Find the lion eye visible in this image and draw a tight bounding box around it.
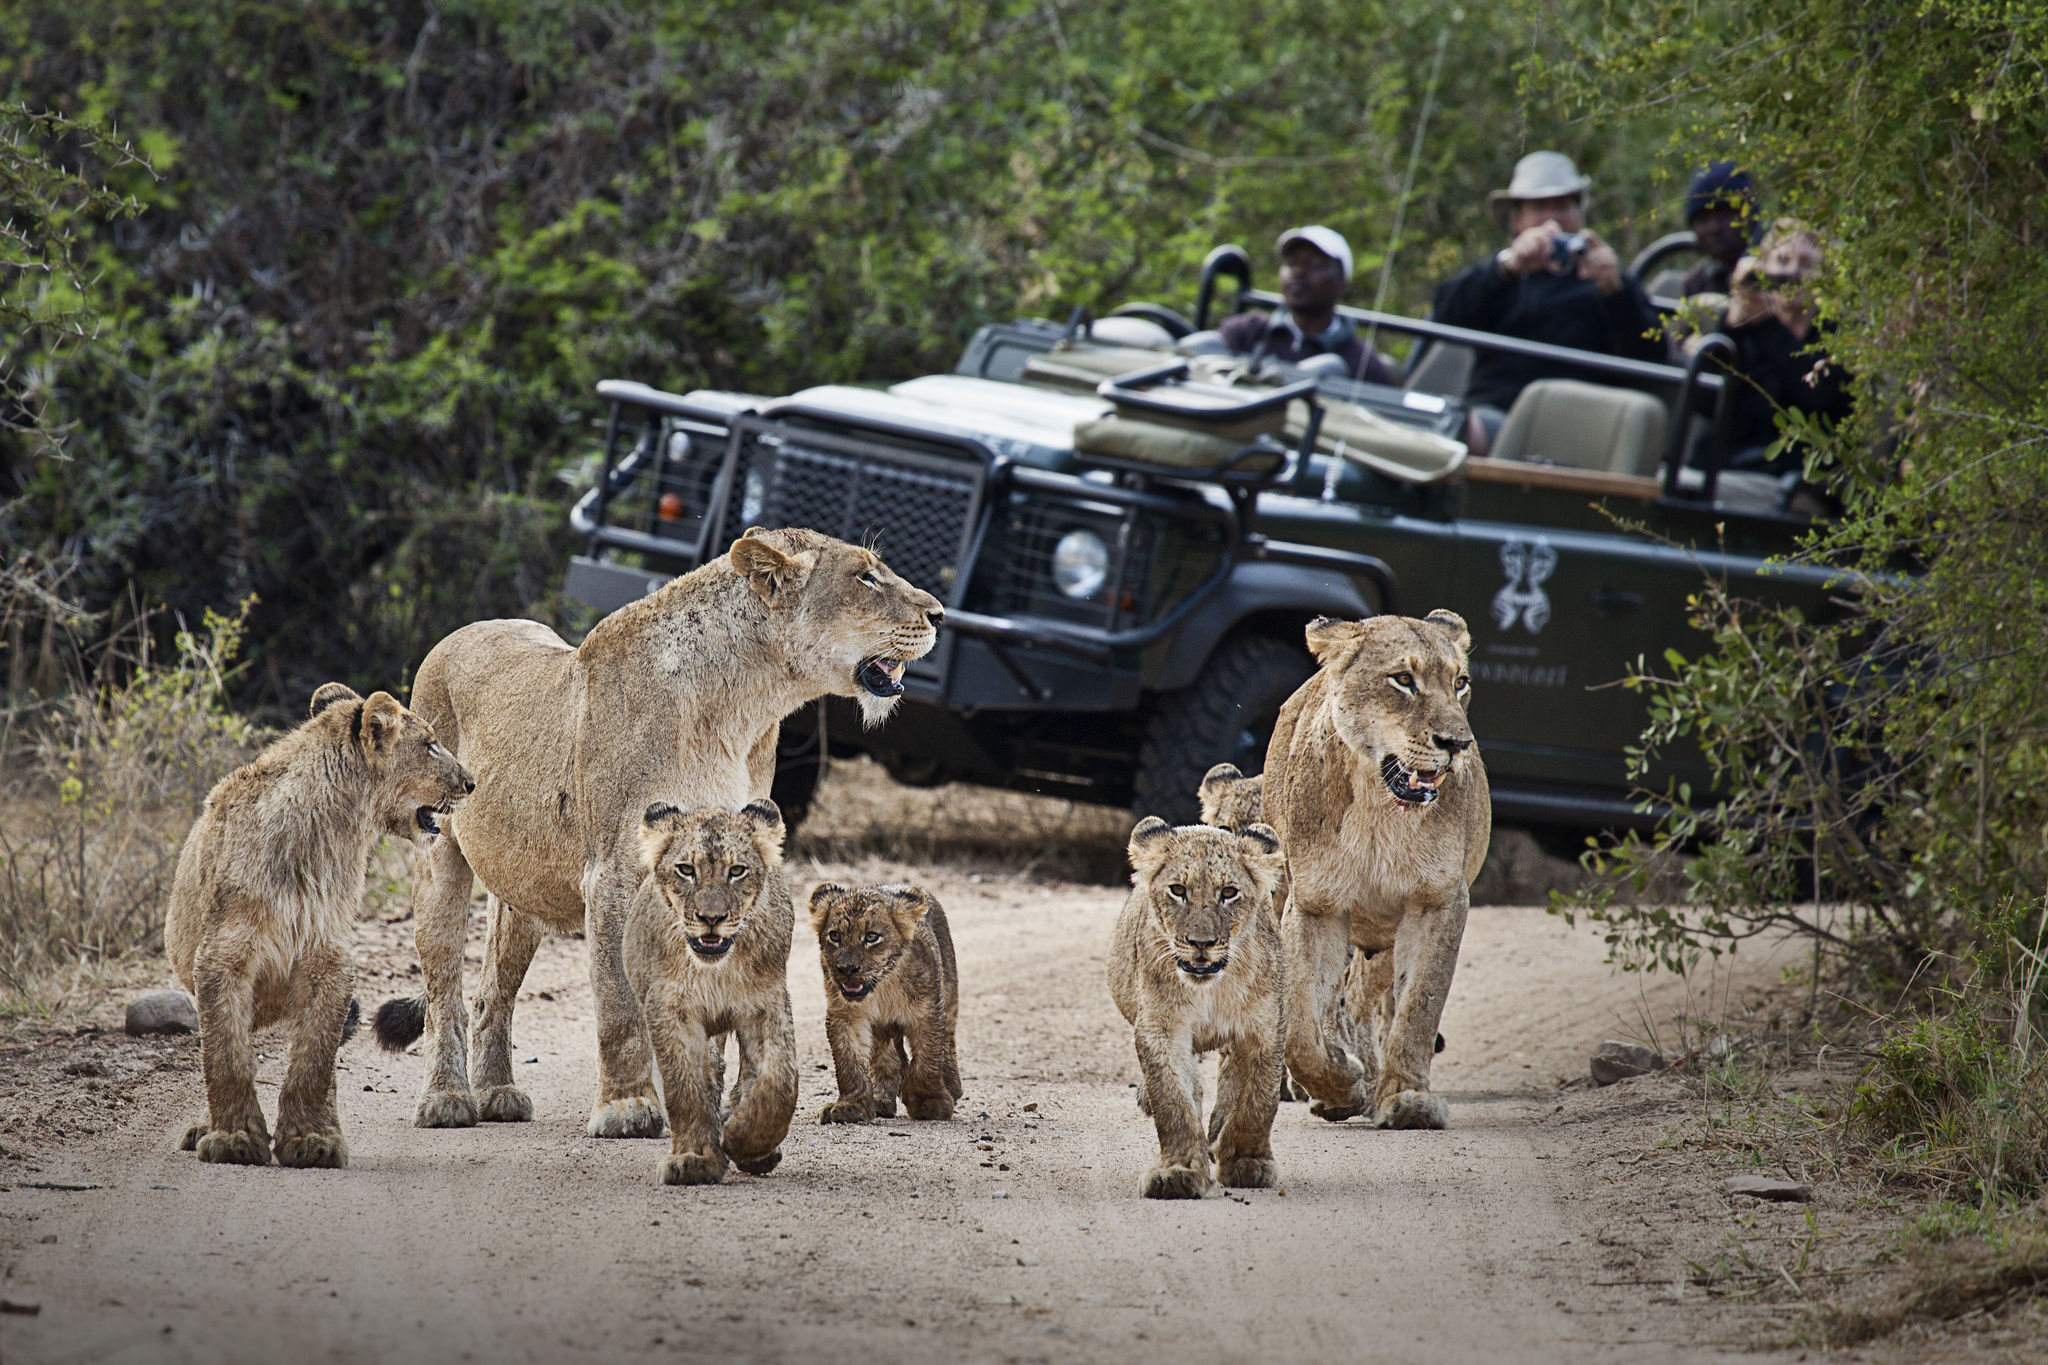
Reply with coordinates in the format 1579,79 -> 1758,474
1389,671 -> 1416,691
1455,675 -> 1471,692
826,930 -> 841,944
675,863 -> 696,880
727,864 -> 748,881
1167,883 -> 1188,900
862,931 -> 882,946
1219,886 -> 1239,901
858,569 -> 882,590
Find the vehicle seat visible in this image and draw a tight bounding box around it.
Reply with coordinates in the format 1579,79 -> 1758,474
1402,341 -> 1473,398
1088,315 -> 1177,349
1490,379 -> 1667,477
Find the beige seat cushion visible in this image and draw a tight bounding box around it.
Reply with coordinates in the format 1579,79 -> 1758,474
1282,398 -> 1467,484
1491,379 -> 1668,477
1071,417 -> 1282,473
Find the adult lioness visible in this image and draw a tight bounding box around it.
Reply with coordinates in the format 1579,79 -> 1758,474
375,528 -> 942,1135
1262,610 -> 1488,1130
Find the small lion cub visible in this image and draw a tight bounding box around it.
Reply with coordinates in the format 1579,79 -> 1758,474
1107,816 -> 1287,1199
628,801 -> 800,1185
166,683 -> 472,1168
808,883 -> 962,1124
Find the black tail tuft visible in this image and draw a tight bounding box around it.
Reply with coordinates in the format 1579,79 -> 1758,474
341,997 -> 362,1045
372,996 -> 427,1052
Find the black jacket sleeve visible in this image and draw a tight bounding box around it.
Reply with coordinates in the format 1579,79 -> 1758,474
1431,258 -> 1513,330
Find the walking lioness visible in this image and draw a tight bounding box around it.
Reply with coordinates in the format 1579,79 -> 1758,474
167,683 -> 472,1167
374,528 -> 942,1137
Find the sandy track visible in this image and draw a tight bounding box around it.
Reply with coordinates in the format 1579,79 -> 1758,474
1,862 -> 1808,1364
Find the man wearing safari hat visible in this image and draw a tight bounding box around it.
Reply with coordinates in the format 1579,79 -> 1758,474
1433,151 -> 1663,454
1219,225 -> 1394,383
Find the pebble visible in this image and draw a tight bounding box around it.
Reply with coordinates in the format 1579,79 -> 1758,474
1015,1254 -> 1039,1266
991,1190 -> 1008,1199
1589,1040 -> 1666,1086
1724,1174 -> 1812,1202
124,991 -> 199,1036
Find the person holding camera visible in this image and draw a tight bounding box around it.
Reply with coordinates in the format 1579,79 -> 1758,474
1706,219 -> 1851,476
1432,151 -> 1664,454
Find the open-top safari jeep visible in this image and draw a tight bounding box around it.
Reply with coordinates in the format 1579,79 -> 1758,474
565,243 -> 1842,835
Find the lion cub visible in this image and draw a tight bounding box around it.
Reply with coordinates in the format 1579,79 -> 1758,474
1107,816 -> 1288,1199
165,683 -> 472,1168
807,883 -> 962,1124
628,801 -> 799,1185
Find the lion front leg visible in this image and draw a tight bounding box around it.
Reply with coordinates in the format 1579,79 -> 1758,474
820,1006 -> 875,1125
190,939 -> 271,1166
469,895 -> 543,1123
899,1004 -> 956,1121
869,1030 -> 907,1119
584,862 -> 664,1139
647,992 -> 725,1186
1371,889 -> 1468,1130
723,992 -> 797,1175
1211,1026 -> 1284,1189
273,942 -> 352,1170
1132,1024 -> 1210,1200
1281,903 -> 1370,1121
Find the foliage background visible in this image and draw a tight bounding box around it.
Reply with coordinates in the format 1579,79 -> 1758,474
2,0 -> 1699,709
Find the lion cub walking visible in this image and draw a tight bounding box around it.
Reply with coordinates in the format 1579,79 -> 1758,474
1106,817 -> 1288,1199
628,801 -> 800,1185
807,883 -> 962,1124
166,683 -> 472,1168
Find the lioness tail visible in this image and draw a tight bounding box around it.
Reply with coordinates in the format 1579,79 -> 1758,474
372,995 -> 427,1052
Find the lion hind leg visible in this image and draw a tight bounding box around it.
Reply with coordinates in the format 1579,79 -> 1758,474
899,1013 -> 956,1121
273,941 -> 352,1170
869,1030 -> 907,1119
471,896 -> 542,1124
190,932 -> 272,1166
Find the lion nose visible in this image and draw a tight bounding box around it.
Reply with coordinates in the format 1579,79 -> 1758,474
463,776 -> 477,794
1185,934 -> 1217,953
1435,734 -> 1472,755
926,603 -> 945,625
697,908 -> 728,928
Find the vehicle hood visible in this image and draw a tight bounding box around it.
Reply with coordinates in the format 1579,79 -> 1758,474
764,376 -> 1108,469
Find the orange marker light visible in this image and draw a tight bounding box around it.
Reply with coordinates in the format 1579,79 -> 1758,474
657,492 -> 685,521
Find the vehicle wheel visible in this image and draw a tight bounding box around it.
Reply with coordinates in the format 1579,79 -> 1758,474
770,703 -> 827,832
1133,633 -> 1316,826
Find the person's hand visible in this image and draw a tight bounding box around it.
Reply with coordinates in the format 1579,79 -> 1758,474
1500,221 -> 1558,277
1723,254 -> 1770,327
1577,232 -> 1622,295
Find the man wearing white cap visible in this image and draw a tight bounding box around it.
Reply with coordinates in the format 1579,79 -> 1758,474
1218,226 -> 1395,384
1433,151 -> 1664,453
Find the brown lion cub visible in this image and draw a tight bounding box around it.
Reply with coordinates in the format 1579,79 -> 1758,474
166,683 -> 472,1168
628,801 -> 799,1186
1107,817 -> 1288,1199
808,883 -> 962,1124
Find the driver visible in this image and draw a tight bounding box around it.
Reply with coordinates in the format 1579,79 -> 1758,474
1218,226 -> 1395,384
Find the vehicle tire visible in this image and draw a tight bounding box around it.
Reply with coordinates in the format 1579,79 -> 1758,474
1132,633 -> 1316,826
770,703 -> 827,832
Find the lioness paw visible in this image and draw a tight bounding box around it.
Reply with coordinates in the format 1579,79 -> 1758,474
178,1123 -> 206,1151
475,1085 -> 534,1123
273,1127 -> 349,1170
588,1095 -> 665,1139
1375,1090 -> 1449,1130
819,1099 -> 871,1125
658,1152 -> 725,1186
1308,1099 -> 1367,1123
1218,1155 -> 1279,1189
195,1127 -> 272,1166
732,1149 -> 782,1177
871,1094 -> 898,1119
1141,1163 -> 1212,1201
904,1093 -> 954,1121
414,1088 -> 480,1129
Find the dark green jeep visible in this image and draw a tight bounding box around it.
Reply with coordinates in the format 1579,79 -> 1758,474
564,245 -> 1840,834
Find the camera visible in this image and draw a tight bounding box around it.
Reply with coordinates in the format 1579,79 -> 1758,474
1548,231 -> 1589,270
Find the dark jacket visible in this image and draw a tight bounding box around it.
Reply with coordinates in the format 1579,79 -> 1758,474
1431,260 -> 1666,411
1217,309 -> 1395,385
1707,314 -> 1852,475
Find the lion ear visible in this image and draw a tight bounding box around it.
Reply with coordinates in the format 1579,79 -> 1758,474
309,682 -> 360,719
739,799 -> 785,864
1424,608 -> 1471,655
1127,815 -> 1174,879
885,886 -> 932,938
729,535 -> 809,601
807,882 -> 846,934
638,804 -> 683,871
1238,822 -> 1287,898
1305,616 -> 1366,665
358,692 -> 405,752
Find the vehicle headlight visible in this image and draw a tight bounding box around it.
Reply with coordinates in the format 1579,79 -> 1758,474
1051,529 -> 1109,600
739,467 -> 767,525
665,429 -> 692,464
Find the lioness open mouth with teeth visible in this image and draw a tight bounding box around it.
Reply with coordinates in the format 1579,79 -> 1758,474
857,655 -> 909,698
1378,755 -> 1446,807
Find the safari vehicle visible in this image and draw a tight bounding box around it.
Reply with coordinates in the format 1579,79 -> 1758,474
564,243 -> 1842,834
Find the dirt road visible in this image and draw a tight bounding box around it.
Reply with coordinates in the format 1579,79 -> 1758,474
2,858 -> 1810,1365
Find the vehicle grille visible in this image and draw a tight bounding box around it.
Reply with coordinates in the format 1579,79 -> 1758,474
986,502 -> 1149,629
715,426 -> 983,606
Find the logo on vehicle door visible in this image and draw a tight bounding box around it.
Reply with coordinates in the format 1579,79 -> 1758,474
1491,538 -> 1556,634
